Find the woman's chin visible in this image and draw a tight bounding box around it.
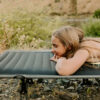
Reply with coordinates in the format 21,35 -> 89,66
57,55 -> 62,58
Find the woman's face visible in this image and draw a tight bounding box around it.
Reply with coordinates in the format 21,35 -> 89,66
51,36 -> 66,57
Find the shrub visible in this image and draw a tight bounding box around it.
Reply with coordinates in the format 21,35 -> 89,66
81,19 -> 100,37
93,9 -> 100,18
0,10 -> 66,49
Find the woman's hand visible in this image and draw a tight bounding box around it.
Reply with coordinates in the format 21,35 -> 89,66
50,54 -> 60,62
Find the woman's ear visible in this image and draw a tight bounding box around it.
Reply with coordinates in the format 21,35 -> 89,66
67,45 -> 71,50
68,46 -> 71,50
64,44 -> 71,51
64,45 -> 67,50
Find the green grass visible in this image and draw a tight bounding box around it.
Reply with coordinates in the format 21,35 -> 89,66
93,9 -> 100,18
81,18 -> 100,37
0,10 -> 67,49
0,10 -> 100,50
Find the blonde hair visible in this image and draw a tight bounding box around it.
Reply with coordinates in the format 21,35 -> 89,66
52,26 -> 84,58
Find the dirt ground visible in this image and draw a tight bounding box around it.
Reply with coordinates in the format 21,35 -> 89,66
0,78 -> 100,100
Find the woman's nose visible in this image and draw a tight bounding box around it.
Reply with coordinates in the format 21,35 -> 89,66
51,49 -> 55,53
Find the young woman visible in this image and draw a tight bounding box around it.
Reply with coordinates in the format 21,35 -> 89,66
50,26 -> 100,76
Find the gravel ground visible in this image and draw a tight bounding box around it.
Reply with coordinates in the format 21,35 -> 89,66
0,78 -> 100,100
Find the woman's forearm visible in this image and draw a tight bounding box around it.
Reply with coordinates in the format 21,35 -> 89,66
55,57 -> 72,76
55,49 -> 89,76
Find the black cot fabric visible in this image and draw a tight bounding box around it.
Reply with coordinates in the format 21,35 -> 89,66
74,66 -> 100,75
0,50 -> 100,76
0,50 -> 57,75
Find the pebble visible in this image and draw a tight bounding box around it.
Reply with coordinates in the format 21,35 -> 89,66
0,78 -> 100,100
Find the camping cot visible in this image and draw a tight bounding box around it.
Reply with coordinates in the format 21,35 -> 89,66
0,50 -> 100,99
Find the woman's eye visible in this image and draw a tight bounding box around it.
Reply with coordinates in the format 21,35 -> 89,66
54,45 -> 58,48
53,44 -> 57,48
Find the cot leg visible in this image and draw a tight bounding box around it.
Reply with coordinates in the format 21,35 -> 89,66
81,79 -> 92,86
18,77 -> 28,100
14,75 -> 33,100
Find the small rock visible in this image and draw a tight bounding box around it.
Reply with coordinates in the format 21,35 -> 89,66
67,86 -> 74,90
60,86 -> 64,89
44,86 -> 51,92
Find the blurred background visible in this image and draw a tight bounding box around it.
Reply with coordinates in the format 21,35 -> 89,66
0,0 -> 100,52
0,1 -> 100,100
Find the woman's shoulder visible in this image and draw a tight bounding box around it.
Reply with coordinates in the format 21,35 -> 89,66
74,48 -> 89,60
79,38 -> 100,63
80,38 -> 100,50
